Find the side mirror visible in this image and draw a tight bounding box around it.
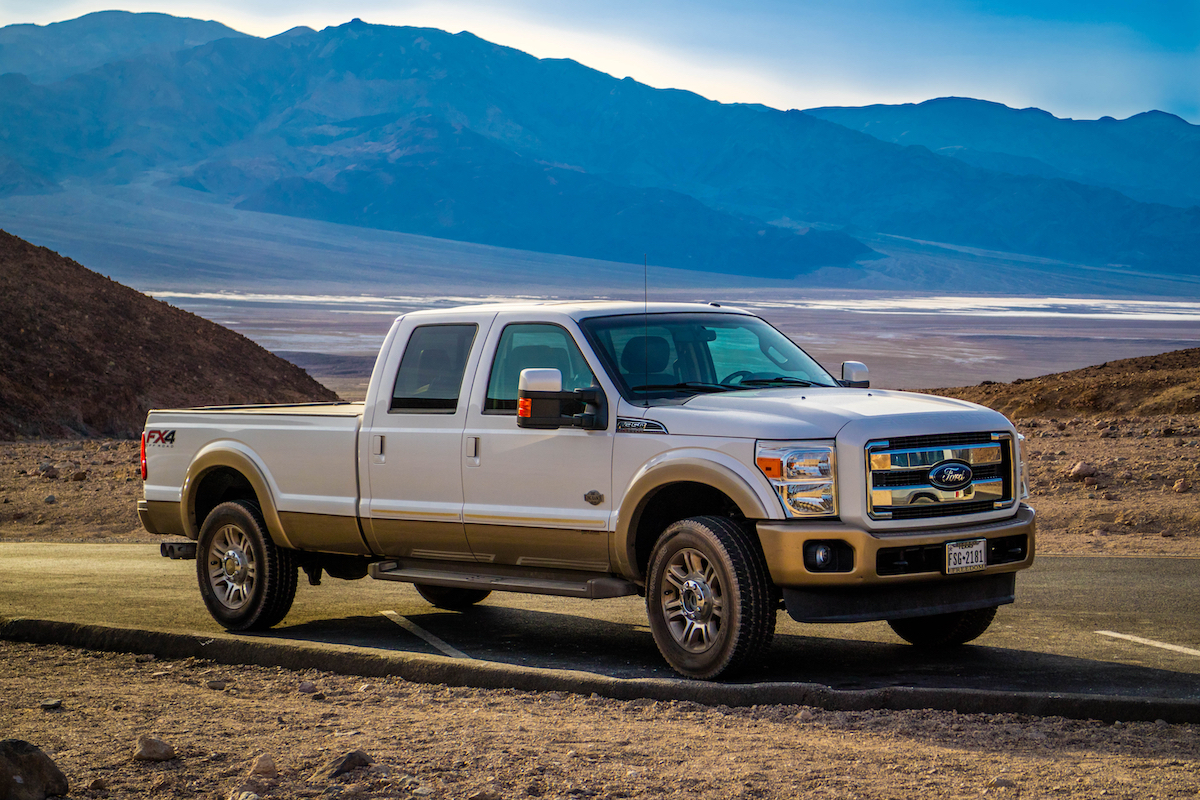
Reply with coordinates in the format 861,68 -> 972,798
517,368 -> 608,430
840,361 -> 869,388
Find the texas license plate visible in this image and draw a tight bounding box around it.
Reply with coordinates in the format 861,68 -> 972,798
946,538 -> 987,574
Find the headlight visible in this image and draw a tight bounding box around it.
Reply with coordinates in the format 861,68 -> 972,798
756,440 -> 838,517
1017,432 -> 1029,500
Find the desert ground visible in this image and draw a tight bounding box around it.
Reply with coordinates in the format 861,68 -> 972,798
2,639 -> 1199,800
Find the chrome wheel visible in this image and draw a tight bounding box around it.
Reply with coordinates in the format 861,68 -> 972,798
207,523 -> 258,610
646,516 -> 775,679
660,547 -> 725,653
196,500 -> 297,631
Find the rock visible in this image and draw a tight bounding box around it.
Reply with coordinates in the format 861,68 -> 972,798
1083,476 -> 1099,487
42,495 -> 56,505
207,680 -> 227,691
1102,492 -> 1119,501
87,777 -> 109,790
987,776 -> 1018,789
39,699 -> 62,711
69,471 -> 87,482
796,708 -> 815,722
228,792 -> 259,800
311,692 -> 326,701
1174,479 -> 1191,493
249,754 -> 278,778
0,740 -> 69,800
40,466 -> 59,479
1070,462 -> 1097,480
314,750 -> 372,780
297,681 -> 317,694
133,735 -> 175,762
469,791 -> 502,800
134,654 -> 155,663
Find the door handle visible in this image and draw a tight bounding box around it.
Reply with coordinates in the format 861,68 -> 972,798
466,436 -> 479,459
372,435 -> 384,456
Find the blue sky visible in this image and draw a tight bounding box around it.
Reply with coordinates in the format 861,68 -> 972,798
4,0 -> 1198,122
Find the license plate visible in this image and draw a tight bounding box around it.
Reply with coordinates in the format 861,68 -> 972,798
946,538 -> 987,574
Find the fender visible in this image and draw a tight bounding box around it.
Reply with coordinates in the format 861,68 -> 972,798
180,441 -> 296,550
612,448 -> 782,580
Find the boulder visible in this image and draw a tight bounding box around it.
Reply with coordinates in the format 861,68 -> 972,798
0,739 -> 69,800
133,735 -> 175,762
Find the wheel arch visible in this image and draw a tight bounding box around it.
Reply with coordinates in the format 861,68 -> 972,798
181,443 -> 294,549
614,454 -> 777,583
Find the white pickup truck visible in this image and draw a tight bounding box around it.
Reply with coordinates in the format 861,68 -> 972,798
139,301 -> 1034,679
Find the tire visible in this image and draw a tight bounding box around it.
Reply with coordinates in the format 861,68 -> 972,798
646,516 -> 776,679
196,500 -> 298,631
413,583 -> 492,610
887,606 -> 998,647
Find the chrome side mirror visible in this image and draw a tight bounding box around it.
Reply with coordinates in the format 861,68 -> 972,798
841,361 -> 869,388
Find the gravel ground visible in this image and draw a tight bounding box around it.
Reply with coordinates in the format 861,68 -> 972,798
2,641 -> 1199,800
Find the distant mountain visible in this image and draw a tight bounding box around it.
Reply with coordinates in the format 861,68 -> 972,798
0,229 -> 337,438
807,98 -> 1200,209
0,10 -> 249,84
0,17 -> 1197,281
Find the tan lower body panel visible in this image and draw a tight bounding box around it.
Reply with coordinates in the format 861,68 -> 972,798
277,512 -> 372,555
138,500 -> 186,537
365,517 -> 476,561
756,504 -> 1036,587
465,524 -> 610,572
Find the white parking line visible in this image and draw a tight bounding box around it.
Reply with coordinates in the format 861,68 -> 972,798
1095,630 -> 1200,658
380,610 -> 471,659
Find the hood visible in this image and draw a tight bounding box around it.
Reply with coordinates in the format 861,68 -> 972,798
643,387 -> 1011,440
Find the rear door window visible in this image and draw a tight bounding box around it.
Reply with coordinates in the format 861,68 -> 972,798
390,324 -> 478,412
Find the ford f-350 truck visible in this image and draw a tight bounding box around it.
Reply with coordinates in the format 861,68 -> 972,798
139,301 -> 1034,679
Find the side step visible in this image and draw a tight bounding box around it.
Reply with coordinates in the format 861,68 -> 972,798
161,542 -> 198,560
369,559 -> 638,600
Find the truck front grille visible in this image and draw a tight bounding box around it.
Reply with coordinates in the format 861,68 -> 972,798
865,432 -> 1016,521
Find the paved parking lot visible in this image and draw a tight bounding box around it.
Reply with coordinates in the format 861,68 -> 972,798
1,544 -> 1197,700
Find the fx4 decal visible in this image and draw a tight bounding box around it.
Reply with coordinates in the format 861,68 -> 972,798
146,429 -> 177,446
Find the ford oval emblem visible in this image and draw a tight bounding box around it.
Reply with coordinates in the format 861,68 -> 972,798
928,460 -> 973,491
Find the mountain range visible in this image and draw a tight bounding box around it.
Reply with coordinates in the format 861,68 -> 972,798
0,12 -> 1197,285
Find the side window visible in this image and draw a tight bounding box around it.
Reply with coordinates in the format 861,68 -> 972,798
485,323 -> 595,413
390,324 -> 478,412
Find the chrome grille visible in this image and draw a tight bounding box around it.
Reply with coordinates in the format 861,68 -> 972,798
866,432 -> 1016,521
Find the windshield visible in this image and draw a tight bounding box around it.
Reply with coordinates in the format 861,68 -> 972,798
580,312 -> 837,402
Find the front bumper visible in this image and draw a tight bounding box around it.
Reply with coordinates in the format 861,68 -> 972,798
755,503 -> 1035,588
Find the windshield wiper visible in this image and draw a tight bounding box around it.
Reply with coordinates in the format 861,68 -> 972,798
736,377 -> 826,388
630,382 -> 731,394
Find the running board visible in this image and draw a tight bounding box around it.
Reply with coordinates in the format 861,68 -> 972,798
369,559 -> 638,599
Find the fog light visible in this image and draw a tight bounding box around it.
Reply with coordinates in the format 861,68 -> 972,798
803,540 -> 854,573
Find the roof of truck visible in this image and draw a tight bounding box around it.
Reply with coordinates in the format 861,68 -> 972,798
402,300 -> 754,320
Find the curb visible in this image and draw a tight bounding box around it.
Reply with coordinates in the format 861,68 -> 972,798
3,616 -> 1197,723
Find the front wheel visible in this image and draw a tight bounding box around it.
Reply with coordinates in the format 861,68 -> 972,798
887,606 -> 998,647
196,500 -> 297,631
414,583 -> 492,610
646,516 -> 775,679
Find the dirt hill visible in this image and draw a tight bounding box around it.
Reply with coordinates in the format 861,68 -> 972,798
0,230 -> 338,439
930,347 -> 1200,419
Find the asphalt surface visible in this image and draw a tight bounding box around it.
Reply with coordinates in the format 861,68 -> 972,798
2,544 -> 1198,717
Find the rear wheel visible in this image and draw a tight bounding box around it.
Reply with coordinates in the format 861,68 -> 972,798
196,500 -> 297,631
646,516 -> 775,679
414,583 -> 492,610
887,606 -> 998,647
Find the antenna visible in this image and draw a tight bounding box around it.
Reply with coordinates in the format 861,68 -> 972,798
643,254 -> 649,407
